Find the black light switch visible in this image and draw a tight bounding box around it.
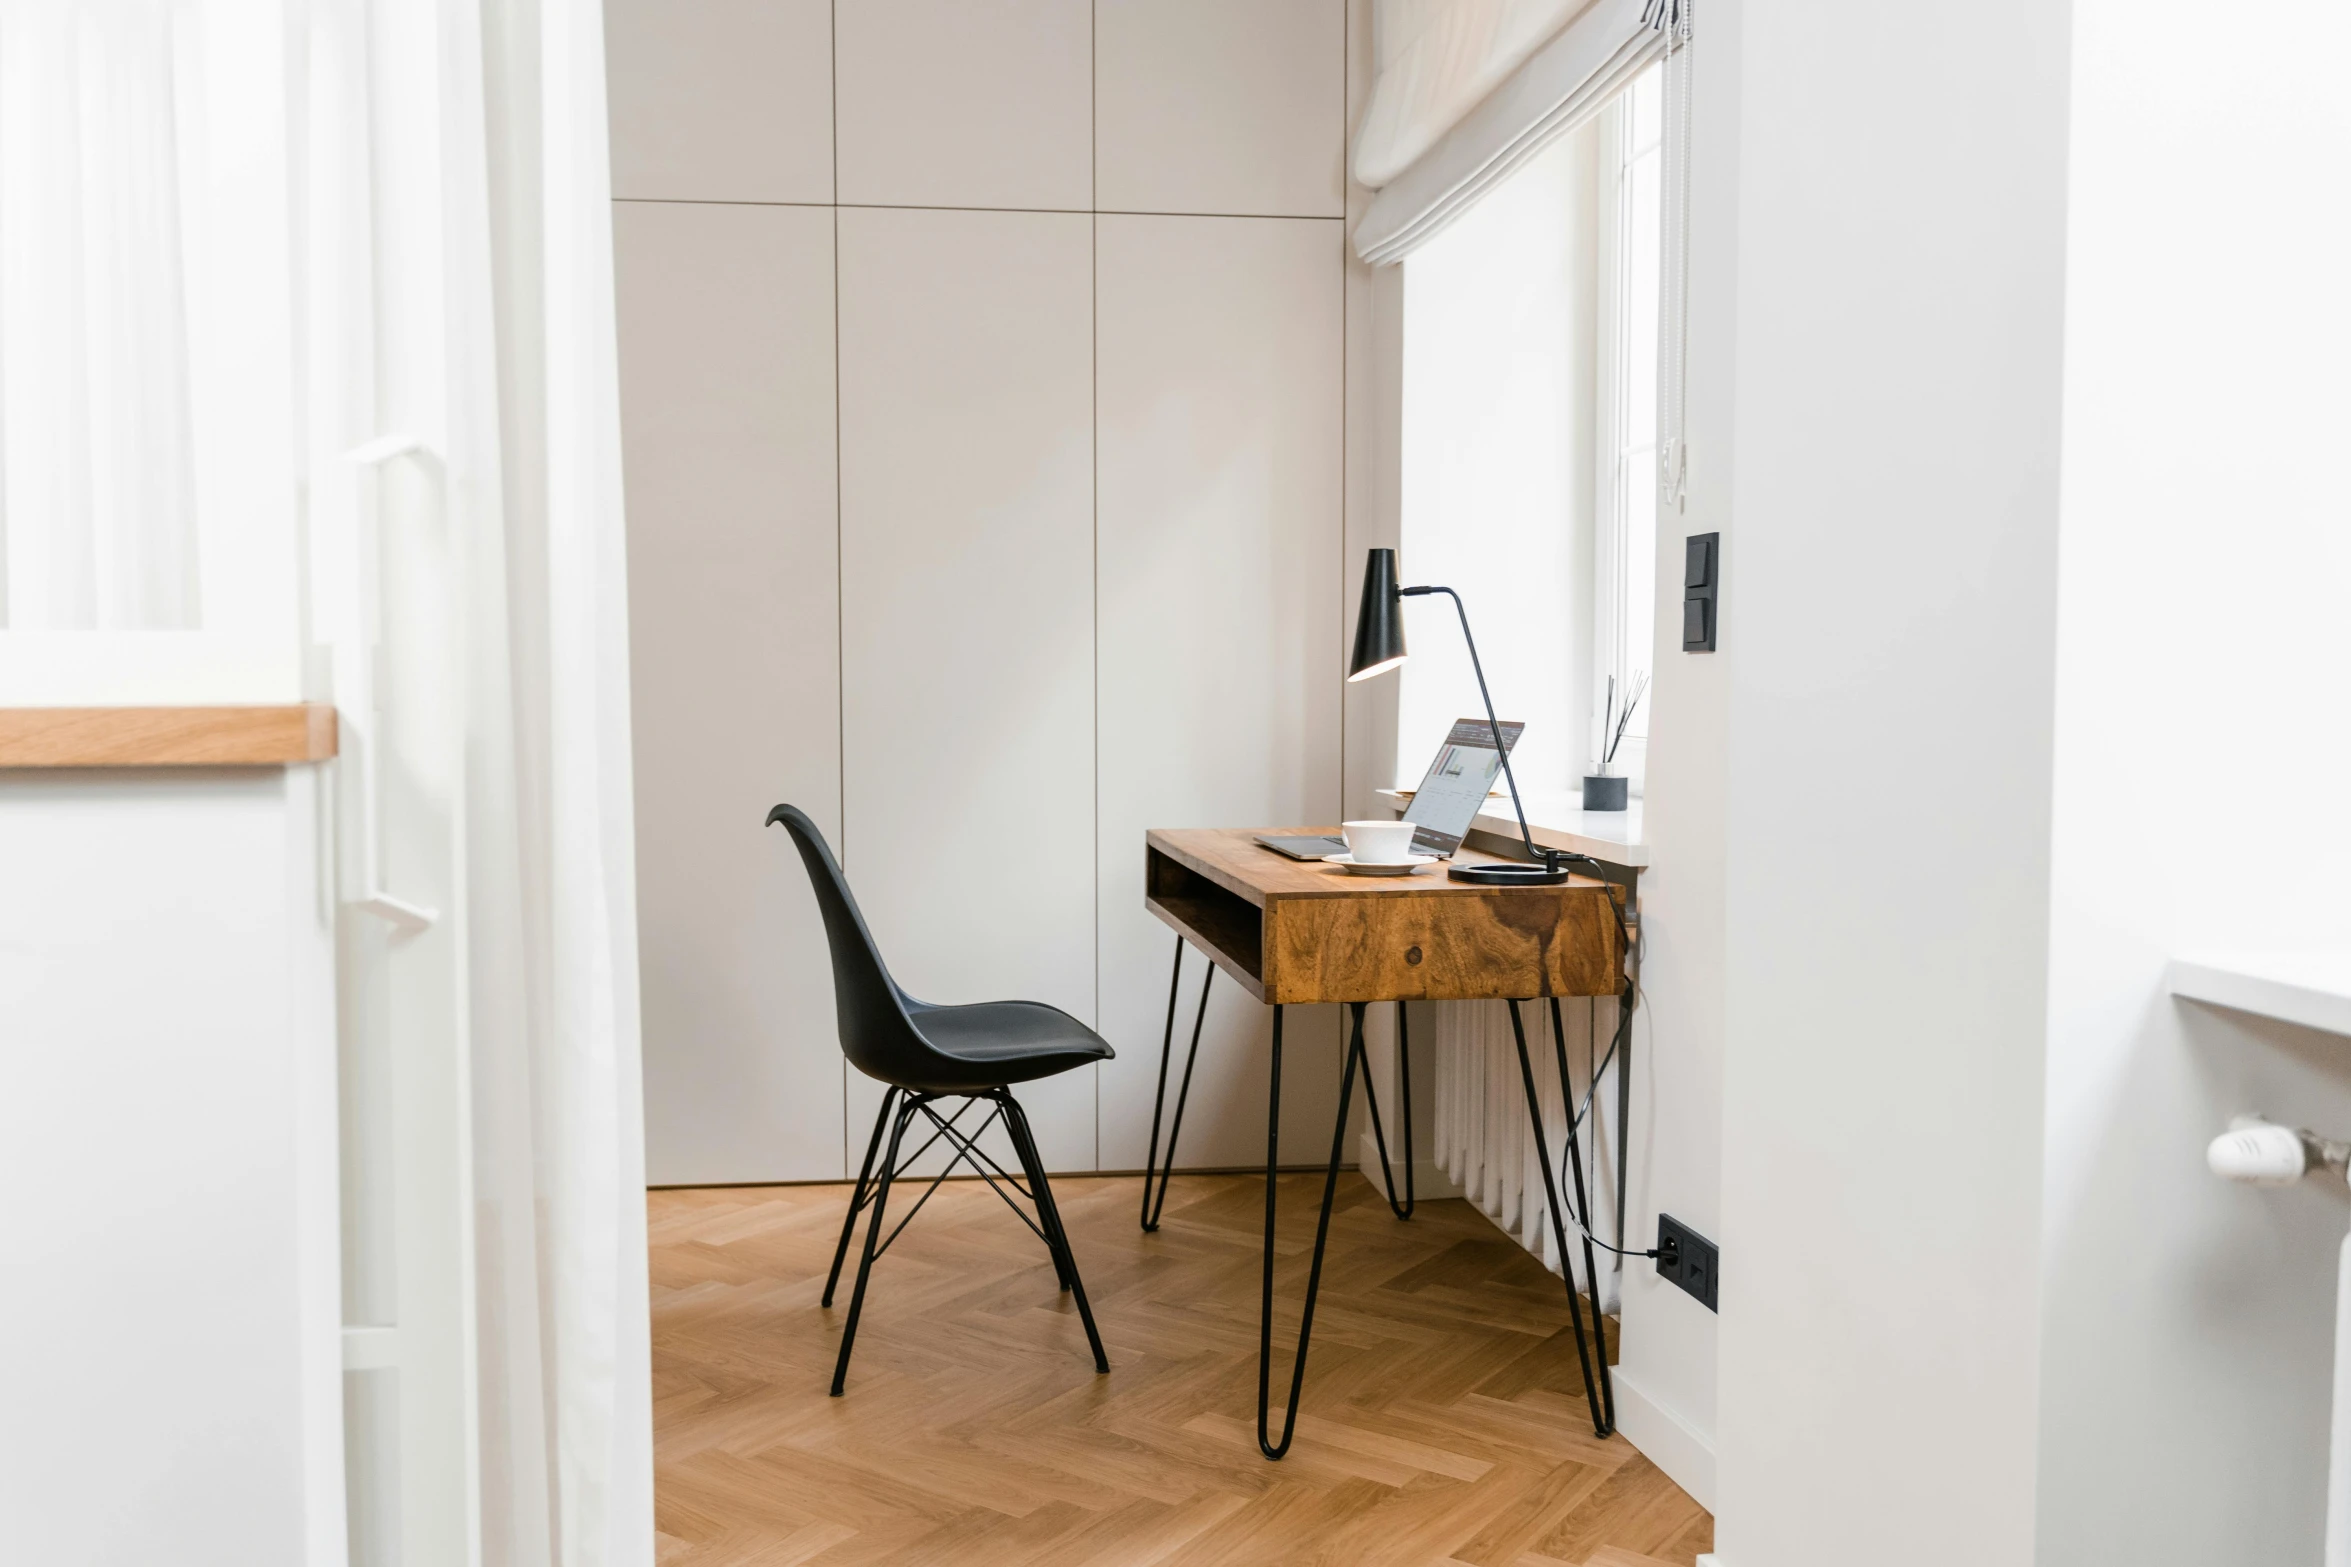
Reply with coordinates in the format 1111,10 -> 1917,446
1684,533 -> 1714,589
1682,531 -> 1719,652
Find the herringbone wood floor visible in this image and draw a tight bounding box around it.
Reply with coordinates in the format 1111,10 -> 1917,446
652,1170 -> 1712,1567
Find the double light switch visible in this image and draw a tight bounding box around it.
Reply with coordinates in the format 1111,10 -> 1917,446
1682,532 -> 1719,652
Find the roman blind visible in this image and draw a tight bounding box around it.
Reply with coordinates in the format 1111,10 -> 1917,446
1352,0 -> 1687,265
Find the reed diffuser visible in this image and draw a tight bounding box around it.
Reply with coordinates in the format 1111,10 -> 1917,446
1582,671 -> 1648,812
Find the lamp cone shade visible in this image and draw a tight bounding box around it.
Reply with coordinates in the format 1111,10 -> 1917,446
1348,548 -> 1407,681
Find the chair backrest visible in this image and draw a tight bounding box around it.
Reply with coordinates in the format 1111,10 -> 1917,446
765,803 -> 952,1089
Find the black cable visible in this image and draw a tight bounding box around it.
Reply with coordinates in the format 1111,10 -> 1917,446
1553,1141 -> 1658,1260
1571,983 -> 1631,1134
1526,866 -> 1648,1261
1462,847 -> 1648,1263
1574,1221 -> 1658,1261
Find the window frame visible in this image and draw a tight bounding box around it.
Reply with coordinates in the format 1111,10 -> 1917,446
1589,68 -> 1664,796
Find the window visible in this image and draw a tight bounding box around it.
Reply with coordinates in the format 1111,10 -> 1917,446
1397,64 -> 1663,804
0,3 -> 320,704
1593,67 -> 1664,789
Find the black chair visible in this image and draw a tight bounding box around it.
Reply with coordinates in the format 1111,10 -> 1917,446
766,804 -> 1114,1395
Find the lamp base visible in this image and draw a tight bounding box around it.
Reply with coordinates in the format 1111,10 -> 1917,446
1447,861 -> 1577,886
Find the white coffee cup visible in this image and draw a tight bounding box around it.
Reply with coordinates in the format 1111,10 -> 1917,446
1341,820 -> 1417,864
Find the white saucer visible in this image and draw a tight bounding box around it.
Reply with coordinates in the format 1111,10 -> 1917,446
1323,852 -> 1437,876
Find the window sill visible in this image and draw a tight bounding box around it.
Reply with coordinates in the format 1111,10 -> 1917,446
2168,953 -> 2351,1039
1377,786 -> 1648,869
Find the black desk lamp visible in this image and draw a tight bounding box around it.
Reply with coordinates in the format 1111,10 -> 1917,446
1348,548 -> 1583,886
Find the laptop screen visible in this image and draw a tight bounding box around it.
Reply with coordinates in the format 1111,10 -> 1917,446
1403,719 -> 1525,855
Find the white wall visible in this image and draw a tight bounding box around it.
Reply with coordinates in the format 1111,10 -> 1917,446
1708,2 -> 2073,1563
2034,2 -> 2351,1559
610,0 -> 1361,1182
1605,11 -> 1740,1509
1670,2 -> 2351,1563
0,769 -> 342,1566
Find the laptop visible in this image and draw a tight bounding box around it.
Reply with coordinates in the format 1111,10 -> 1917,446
1257,719 -> 1525,862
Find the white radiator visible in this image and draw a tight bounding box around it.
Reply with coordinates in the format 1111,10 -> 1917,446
1432,995 -> 1628,1311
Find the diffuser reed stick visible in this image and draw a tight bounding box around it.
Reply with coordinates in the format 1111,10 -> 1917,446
1600,671 -> 1649,768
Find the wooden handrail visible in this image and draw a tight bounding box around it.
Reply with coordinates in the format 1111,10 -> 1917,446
0,705 -> 338,767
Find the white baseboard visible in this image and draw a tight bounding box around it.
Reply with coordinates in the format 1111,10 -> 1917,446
1357,1131 -> 1466,1200
1612,1364 -> 1716,1514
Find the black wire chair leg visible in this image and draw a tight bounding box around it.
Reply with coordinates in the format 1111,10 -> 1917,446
1001,1093 -> 1110,1374
1353,1001 -> 1415,1220
1141,936 -> 1212,1232
987,1091 -> 1073,1288
1002,1095 -> 1075,1288
1547,996 -> 1618,1432
832,1093 -> 921,1396
1257,1005 -> 1363,1460
824,1087 -> 901,1307
1507,1000 -> 1610,1438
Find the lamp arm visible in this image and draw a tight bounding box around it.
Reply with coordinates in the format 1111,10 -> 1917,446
1400,585 -> 1559,869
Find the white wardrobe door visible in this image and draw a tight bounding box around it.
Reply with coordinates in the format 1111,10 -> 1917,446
616,202 -> 846,1183
838,207 -> 1098,1173
604,0 -> 834,204
1096,213 -> 1346,1171
834,0 -> 1092,212
1095,0 -> 1347,219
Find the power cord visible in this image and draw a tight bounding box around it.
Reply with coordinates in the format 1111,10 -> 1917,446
1536,854 -> 1653,1261
1544,845 -> 1639,1132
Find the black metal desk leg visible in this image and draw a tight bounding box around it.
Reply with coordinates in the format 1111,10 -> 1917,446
1547,996 -> 1617,1432
1399,1001 -> 1414,1212
1506,1000 -> 1610,1437
1612,980 -> 1634,1277
1257,1006 -> 1365,1460
1353,1001 -> 1414,1219
1141,935 -> 1212,1232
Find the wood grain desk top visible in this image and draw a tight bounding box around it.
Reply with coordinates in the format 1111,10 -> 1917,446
1144,827 -> 1623,1007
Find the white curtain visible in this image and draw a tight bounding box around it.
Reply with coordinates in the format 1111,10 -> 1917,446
332,0 -> 651,1554
1352,0 -> 1681,265
444,2 -> 654,1563
0,0 -> 203,629
1353,0 -> 1598,188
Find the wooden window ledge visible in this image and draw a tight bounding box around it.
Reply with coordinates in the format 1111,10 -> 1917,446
0,705 -> 338,767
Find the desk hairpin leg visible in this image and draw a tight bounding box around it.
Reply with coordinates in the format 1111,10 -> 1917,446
1547,995 -> 1618,1435
1507,999 -> 1612,1439
1259,1001 -> 1387,1460
1355,1000 -> 1415,1219
1141,935 -> 1214,1232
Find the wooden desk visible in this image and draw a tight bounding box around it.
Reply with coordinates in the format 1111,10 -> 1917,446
1136,827 -> 1630,1460
1144,827 -> 1622,1005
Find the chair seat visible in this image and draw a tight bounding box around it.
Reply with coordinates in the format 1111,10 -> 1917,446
898,998 -> 1116,1091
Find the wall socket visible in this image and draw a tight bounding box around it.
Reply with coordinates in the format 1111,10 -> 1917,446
1656,1213 -> 1719,1312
